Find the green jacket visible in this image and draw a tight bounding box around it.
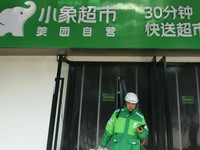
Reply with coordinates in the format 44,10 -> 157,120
101,107 -> 149,150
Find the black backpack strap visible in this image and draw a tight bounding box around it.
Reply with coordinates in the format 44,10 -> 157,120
116,103 -> 125,119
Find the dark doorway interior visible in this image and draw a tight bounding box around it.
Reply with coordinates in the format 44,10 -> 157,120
62,64 -> 152,150
47,56 -> 200,150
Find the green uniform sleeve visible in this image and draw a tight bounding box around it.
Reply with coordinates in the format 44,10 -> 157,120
101,111 -> 117,147
137,117 -> 149,139
137,126 -> 149,139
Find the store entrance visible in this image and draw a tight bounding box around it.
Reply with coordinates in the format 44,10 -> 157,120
46,56 -> 200,150
62,63 -> 152,150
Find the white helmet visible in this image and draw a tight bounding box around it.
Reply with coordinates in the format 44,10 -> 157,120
125,92 -> 139,104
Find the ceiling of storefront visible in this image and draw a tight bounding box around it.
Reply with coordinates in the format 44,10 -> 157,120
1,48 -> 200,56
1,48 -> 200,62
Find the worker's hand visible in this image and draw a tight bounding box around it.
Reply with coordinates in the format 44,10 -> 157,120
136,126 -> 144,133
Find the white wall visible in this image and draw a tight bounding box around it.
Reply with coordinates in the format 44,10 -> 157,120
0,56 -> 57,150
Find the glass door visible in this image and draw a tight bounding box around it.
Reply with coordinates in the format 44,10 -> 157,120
166,64 -> 200,150
46,55 -> 69,150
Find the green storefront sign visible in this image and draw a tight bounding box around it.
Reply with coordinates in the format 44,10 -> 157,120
0,0 -> 200,48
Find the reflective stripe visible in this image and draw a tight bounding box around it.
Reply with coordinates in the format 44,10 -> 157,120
135,112 -> 144,119
115,109 -> 124,112
132,142 -> 136,144
108,119 -> 113,125
144,125 -> 149,130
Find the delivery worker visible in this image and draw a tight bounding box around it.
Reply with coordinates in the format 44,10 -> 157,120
98,92 -> 149,150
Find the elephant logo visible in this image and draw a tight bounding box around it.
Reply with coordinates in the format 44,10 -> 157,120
0,1 -> 36,37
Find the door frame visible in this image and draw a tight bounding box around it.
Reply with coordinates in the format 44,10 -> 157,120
46,55 -> 70,150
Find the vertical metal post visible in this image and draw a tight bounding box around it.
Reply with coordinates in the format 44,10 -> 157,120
135,66 -> 138,95
46,55 -> 63,150
117,67 -> 121,109
175,69 -> 182,150
150,56 -> 157,150
77,65 -> 85,150
161,56 -> 173,150
53,78 -> 64,150
96,65 -> 102,148
195,66 -> 200,127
